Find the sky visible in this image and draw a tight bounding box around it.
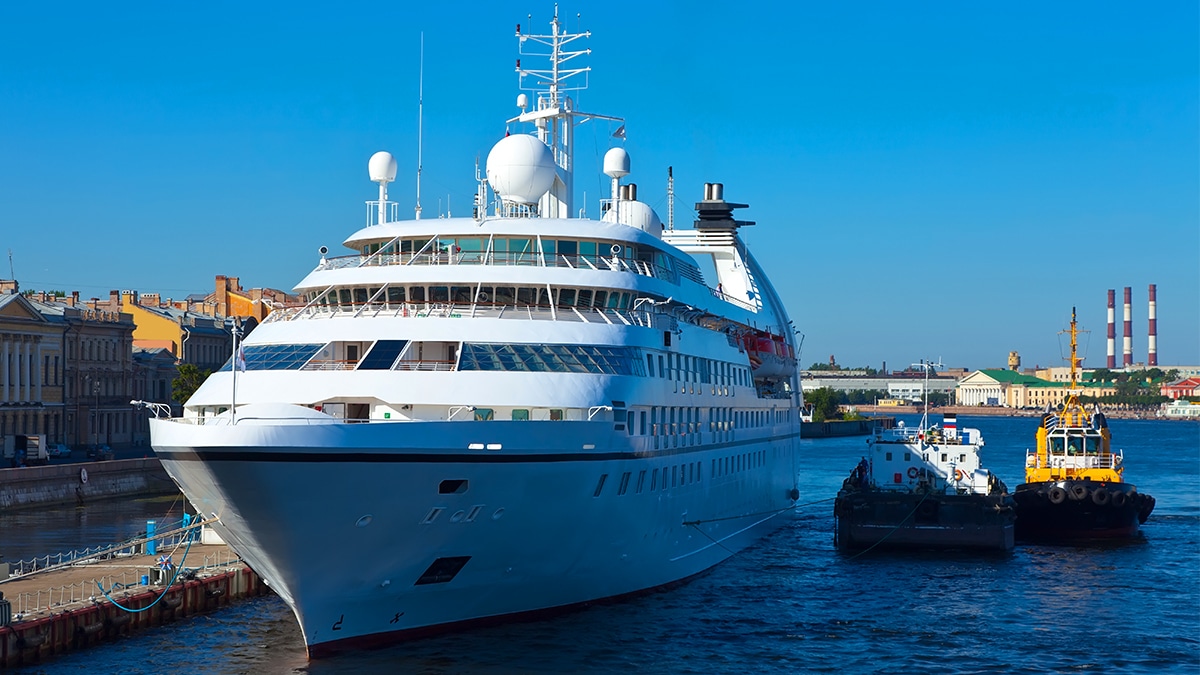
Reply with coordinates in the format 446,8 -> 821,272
1,1 -> 1196,372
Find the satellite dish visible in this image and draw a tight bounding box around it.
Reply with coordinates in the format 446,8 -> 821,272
368,151 -> 398,183
485,135 -> 556,204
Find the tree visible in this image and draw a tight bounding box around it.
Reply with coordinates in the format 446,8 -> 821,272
172,364 -> 212,404
805,388 -> 842,422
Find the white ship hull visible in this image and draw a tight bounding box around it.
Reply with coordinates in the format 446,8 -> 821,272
152,416 -> 799,655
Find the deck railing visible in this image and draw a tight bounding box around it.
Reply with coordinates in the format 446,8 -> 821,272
264,301 -> 662,328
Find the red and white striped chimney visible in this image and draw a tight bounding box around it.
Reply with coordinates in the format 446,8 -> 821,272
1148,284 -> 1157,367
1106,289 -> 1116,369
1123,286 -> 1133,367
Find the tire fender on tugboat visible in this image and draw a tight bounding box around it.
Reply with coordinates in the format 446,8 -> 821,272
1048,486 -> 1067,504
1092,488 -> 1110,505
1068,483 -> 1089,501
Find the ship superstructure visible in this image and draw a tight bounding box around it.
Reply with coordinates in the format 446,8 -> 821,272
150,11 -> 803,658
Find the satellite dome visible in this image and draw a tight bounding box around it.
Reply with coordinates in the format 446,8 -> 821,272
602,199 -> 663,237
603,147 -> 630,178
486,135 -> 557,205
368,151 -> 398,183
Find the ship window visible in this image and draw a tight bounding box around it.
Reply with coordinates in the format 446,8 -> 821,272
647,354 -> 655,377
353,288 -> 368,304
636,470 -> 646,493
640,411 -> 647,435
960,454 -> 966,462
594,474 -> 608,497
414,556 -> 471,585
577,289 -> 593,307
451,286 -> 472,303
438,479 -> 468,494
627,411 -> 635,434
885,452 -> 893,461
671,465 -> 677,487
594,290 -> 608,307
430,286 -> 450,302
473,408 -> 494,421
494,287 -> 515,304
550,409 -> 563,421
359,340 -> 408,370
387,287 -> 405,304
516,288 -> 536,305
218,343 -> 325,371
650,469 -> 658,491
409,286 -> 426,302
618,472 -> 631,496
338,288 -> 351,305
558,239 -> 577,256
904,452 -> 911,461
511,409 -> 530,421
558,288 -> 576,306
580,241 -> 597,259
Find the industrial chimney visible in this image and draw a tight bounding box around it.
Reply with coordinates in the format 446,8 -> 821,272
1106,289 -> 1116,369
1123,287 -> 1133,367
1148,284 -> 1157,367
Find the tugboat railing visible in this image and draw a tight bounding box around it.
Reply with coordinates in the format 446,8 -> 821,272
1024,449 -> 1123,470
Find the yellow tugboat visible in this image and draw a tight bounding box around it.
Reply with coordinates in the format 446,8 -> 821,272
1012,308 -> 1155,541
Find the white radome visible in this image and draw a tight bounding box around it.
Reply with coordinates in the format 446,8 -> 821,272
602,199 -> 663,237
369,151 -> 398,183
603,147 -> 630,178
486,135 -> 557,204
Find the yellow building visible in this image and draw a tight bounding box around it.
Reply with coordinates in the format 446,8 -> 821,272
114,291 -> 231,373
957,369 -> 1116,408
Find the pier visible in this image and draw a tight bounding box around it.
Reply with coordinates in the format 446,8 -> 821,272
0,530 -> 266,667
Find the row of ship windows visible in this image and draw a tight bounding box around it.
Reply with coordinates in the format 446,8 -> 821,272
595,449 -> 770,497
616,406 -> 792,451
220,342 -> 754,385
362,236 -> 670,267
309,285 -> 644,311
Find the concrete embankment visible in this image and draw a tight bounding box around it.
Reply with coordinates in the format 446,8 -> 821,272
0,459 -> 178,512
0,543 -> 267,668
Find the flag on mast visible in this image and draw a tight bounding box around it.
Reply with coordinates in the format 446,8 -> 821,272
235,343 -> 246,372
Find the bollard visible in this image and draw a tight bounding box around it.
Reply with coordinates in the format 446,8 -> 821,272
146,520 -> 157,556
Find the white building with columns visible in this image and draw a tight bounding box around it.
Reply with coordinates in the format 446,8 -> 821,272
0,289 -> 63,454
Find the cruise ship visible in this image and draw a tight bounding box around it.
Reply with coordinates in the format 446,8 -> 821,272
150,12 -> 802,658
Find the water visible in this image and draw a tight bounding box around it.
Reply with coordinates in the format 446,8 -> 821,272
10,416 -> 1199,674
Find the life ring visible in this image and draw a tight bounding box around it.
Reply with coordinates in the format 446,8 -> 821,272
80,468 -> 88,484
907,467 -> 920,479
953,469 -> 965,482
1052,458 -> 1064,469
1068,483 -> 1089,501
1047,486 -> 1067,504
1110,490 -> 1127,507
1091,488 -> 1111,506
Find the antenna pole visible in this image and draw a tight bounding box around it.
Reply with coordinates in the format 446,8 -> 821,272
415,32 -> 424,220
667,166 -> 674,230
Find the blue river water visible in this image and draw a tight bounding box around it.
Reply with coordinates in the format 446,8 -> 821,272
8,415 -> 1199,674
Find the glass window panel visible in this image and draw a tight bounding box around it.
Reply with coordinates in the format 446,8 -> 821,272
409,286 -> 426,302
577,290 -> 593,307
353,288 -> 368,304
558,288 -> 576,306
386,287 -> 405,304
512,409 -> 530,421
557,240 -> 577,255
429,286 -> 449,302
516,288 -> 536,305
359,340 -> 407,370
495,287 -> 516,304
451,286 -> 472,303
593,291 -> 608,308
579,241 -> 597,257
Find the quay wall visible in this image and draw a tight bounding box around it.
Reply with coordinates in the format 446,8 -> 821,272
802,417 -> 896,439
0,459 -> 177,512
0,566 -> 268,668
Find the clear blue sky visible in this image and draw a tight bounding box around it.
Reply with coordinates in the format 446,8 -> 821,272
2,1 -> 1196,371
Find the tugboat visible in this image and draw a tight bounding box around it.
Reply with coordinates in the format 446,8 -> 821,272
835,363 -> 1015,551
1012,309 -> 1156,541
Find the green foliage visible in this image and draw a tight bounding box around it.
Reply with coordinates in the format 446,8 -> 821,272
804,388 -> 842,422
172,364 -> 212,404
